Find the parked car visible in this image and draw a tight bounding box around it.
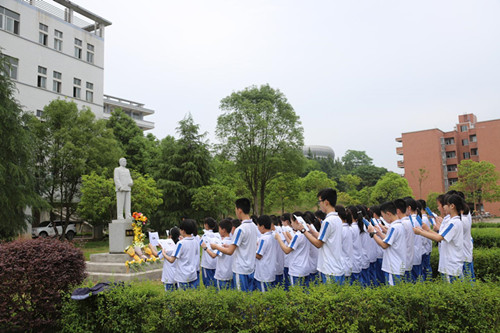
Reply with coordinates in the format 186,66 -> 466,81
32,221 -> 77,240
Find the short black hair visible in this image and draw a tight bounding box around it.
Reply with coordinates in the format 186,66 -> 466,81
314,210 -> 326,221
169,226 -> 180,244
257,215 -> 272,229
370,205 -> 381,218
335,205 -> 347,222
219,219 -> 233,234
404,197 -> 417,212
317,188 -> 337,207
394,199 -> 407,214
380,201 -> 397,215
204,217 -> 218,232
235,198 -> 251,214
231,219 -> 241,229
417,199 -> 427,210
281,213 -> 291,222
180,219 -> 196,235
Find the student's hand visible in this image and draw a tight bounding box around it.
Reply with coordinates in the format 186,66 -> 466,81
413,227 -> 423,235
367,225 -> 375,233
210,243 -> 217,250
421,223 -> 430,232
274,232 -> 281,241
381,225 -> 388,233
201,242 -> 207,250
222,244 -> 229,248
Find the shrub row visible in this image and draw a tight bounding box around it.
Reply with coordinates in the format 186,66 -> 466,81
471,228 -> 500,248
0,238 -> 86,332
430,247 -> 500,281
59,280 -> 500,333
471,222 -> 500,228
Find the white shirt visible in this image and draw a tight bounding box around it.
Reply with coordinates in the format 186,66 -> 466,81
232,219 -> 258,275
159,246 -> 176,284
410,214 -> 423,265
349,224 -> 363,274
273,229 -> 285,275
438,215 -> 464,276
400,216 -> 415,271
287,232 -> 311,277
201,230 -> 220,269
282,225 -> 293,268
316,212 -> 344,276
341,223 -> 353,277
359,229 -> 371,269
214,236 -> 234,281
254,231 -> 277,282
172,236 -> 198,283
308,223 -> 319,274
462,212 -> 473,263
421,214 -> 433,255
381,220 -> 407,275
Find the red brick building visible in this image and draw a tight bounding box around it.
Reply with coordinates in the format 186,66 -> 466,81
396,114 -> 500,216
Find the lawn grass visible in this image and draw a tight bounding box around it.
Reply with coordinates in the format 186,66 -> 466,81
74,239 -> 109,260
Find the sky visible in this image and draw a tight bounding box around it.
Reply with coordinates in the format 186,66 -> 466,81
75,0 -> 500,172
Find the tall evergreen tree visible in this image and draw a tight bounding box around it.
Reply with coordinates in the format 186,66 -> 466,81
0,54 -> 40,240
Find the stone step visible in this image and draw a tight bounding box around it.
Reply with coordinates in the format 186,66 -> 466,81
85,269 -> 162,282
89,253 -> 130,263
86,261 -> 162,274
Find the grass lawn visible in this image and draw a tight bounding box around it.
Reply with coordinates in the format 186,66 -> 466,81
74,239 -> 109,260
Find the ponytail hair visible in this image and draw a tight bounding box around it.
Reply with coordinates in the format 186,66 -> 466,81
445,194 -> 469,215
170,226 -> 180,244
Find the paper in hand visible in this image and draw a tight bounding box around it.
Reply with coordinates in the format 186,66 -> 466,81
158,239 -> 176,252
149,232 -> 160,246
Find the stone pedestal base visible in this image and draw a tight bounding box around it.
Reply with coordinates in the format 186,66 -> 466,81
109,218 -> 133,254
86,253 -> 162,282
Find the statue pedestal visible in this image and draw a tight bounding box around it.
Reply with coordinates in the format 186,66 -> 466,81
109,218 -> 134,254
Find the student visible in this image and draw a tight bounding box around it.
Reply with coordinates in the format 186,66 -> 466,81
314,210 -> 326,224
200,217 -> 219,288
405,197 -> 423,282
271,215 -> 285,287
395,198 -> 414,282
254,215 -> 277,292
417,199 -> 433,280
302,188 -> 344,285
455,191 -> 475,280
414,194 -> 465,282
280,213 -> 293,290
358,205 -> 377,286
163,219 -> 200,290
367,201 -> 407,286
275,214 -> 311,287
336,205 -> 353,281
210,198 -> 257,291
202,219 -> 234,290
148,227 -> 180,291
346,206 -> 364,285
303,211 -> 320,284
369,205 -> 386,285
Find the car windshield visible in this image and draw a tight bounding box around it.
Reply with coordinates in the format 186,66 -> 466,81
39,221 -> 50,227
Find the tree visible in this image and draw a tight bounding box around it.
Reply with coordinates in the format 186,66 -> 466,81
192,184 -> 236,221
154,114 -> 212,222
410,167 -> 429,199
370,173 -> 413,204
352,165 -> 388,189
216,84 -> 304,214
426,192 -> 440,214
451,160 -> 500,212
131,171 -> 163,219
266,173 -> 301,214
299,171 -> 337,210
341,150 -> 373,172
31,100 -> 122,238
339,174 -> 362,194
0,54 -> 41,240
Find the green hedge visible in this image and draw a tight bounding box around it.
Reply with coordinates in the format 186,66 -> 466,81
430,247 -> 500,281
471,228 -> 500,248
59,281 -> 500,333
471,222 -> 500,228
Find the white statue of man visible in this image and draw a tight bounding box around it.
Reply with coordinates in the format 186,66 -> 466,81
114,157 -> 133,220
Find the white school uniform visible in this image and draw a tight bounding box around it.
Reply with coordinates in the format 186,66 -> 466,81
274,227 -> 285,276
287,232 -> 311,278
316,212 -> 343,276
201,230 -> 220,270
341,223 -> 353,277
214,236 -> 234,281
374,220 -> 384,259
462,212 -> 473,263
232,219 -> 258,275
421,214 -> 433,255
400,216 -> 414,272
410,215 -> 423,266
438,216 -> 464,276
158,247 -> 176,284
381,219 -> 407,275
282,225 -> 293,269
359,229 -> 371,269
308,224 -> 319,274
254,231 -> 277,283
349,224 -> 363,274
172,236 -> 198,283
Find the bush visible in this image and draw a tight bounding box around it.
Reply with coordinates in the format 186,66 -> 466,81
431,247 -> 500,281
471,222 -> 500,228
471,228 -> 500,248
59,281 -> 500,332
0,237 -> 86,332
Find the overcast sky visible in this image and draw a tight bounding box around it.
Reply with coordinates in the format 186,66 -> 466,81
76,0 -> 500,172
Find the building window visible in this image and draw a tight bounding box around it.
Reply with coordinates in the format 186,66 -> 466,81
2,55 -> 18,79
447,164 -> 457,172
54,29 -> 63,51
73,78 -> 81,99
470,134 -> 477,143
74,38 -> 82,59
460,125 -> 468,132
53,71 -> 62,93
86,82 -> 93,102
462,139 -> 469,146
448,178 -> 458,186
37,66 -> 47,88
463,152 -> 470,159
86,44 -> 94,64
0,6 -> 20,35
444,138 -> 455,145
39,23 -> 48,46
471,148 -> 478,156
446,151 -> 456,159
36,110 -> 44,117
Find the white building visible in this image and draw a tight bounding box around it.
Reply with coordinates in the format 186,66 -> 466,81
1,0 -> 154,129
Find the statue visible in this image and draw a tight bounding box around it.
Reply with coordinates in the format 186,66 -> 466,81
114,157 -> 133,220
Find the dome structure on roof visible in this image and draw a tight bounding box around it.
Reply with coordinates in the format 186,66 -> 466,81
303,145 -> 335,159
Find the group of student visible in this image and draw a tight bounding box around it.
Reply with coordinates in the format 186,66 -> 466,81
148,188 -> 475,292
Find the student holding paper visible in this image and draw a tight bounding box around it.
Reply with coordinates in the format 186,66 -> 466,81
200,217 -> 219,288
148,227 -> 180,291
254,215 -> 277,292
